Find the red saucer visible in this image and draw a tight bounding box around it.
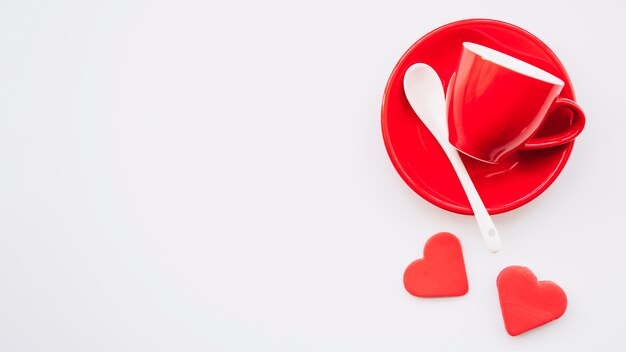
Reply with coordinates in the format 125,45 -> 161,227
381,19 -> 580,215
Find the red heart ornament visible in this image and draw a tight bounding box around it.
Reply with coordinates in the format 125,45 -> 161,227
403,232 -> 468,297
497,266 -> 567,336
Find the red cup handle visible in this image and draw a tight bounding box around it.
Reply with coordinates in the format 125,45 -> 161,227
522,98 -> 585,150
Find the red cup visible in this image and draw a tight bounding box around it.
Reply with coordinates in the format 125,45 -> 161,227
446,42 -> 585,164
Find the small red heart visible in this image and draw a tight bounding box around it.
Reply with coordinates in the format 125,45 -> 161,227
497,266 -> 567,336
403,232 -> 468,297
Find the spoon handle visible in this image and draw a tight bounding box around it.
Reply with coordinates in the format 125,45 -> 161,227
441,143 -> 501,253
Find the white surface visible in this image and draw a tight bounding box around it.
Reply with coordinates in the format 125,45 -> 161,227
0,0 -> 624,350
404,63 -> 501,252
463,42 -> 564,85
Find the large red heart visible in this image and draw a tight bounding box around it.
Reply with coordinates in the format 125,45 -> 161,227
497,266 -> 567,336
403,232 -> 468,297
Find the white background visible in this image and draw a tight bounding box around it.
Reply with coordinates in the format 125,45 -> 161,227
1,0 -> 625,350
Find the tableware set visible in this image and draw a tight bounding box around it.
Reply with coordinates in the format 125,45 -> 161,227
382,19 -> 582,215
382,19 -> 584,336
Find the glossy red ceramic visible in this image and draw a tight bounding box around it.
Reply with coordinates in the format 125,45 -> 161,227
381,19 -> 581,215
447,43 -> 585,163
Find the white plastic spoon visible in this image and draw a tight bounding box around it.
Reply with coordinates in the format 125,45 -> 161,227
403,63 -> 501,253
